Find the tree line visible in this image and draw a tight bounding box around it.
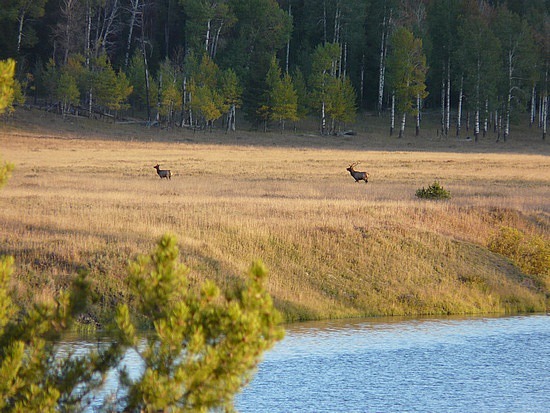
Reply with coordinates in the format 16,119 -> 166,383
0,0 -> 548,139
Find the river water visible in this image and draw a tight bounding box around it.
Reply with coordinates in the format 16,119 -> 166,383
68,314 -> 549,412
235,315 -> 550,413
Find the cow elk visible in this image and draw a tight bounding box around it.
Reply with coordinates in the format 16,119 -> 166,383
347,162 -> 369,183
154,164 -> 172,180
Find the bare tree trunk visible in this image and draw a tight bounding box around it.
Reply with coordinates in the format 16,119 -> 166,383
141,28 -> 151,124
17,12 -> 25,54
440,73 -> 445,136
474,108 -> 480,142
360,55 -> 364,107
456,75 -> 463,136
446,58 -> 451,135
497,110 -> 502,142
503,50 -> 513,141
156,72 -> 162,123
285,2 -> 291,74
542,96 -> 547,140
377,8 -> 391,115
125,0 -> 140,68
321,100 -> 326,135
225,104 -> 236,132
399,112 -> 406,138
483,99 -> 488,137
342,42 -> 347,80
211,22 -> 223,59
543,66 -> 548,140
530,83 -> 536,127
180,76 -> 186,127
390,92 -> 395,136
416,94 -> 421,136
205,18 -> 211,53
85,0 -> 91,66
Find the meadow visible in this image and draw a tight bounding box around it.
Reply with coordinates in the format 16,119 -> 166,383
1,109 -> 549,323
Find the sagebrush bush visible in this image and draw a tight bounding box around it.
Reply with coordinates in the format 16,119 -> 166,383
415,181 -> 451,200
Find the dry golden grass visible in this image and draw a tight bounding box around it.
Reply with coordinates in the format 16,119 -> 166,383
1,109 -> 549,322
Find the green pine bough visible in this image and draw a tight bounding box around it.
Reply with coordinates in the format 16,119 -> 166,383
0,234 -> 284,412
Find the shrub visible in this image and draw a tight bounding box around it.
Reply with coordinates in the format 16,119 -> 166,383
488,226 -> 550,291
415,181 -> 451,200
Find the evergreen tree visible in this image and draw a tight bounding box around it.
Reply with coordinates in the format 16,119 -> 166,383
114,234 -> 285,412
221,0 -> 292,123
0,231 -> 284,411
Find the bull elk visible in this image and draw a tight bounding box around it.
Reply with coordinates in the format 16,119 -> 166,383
347,162 -> 369,183
154,164 -> 172,180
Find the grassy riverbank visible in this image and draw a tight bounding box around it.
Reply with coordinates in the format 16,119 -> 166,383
1,109 -> 549,323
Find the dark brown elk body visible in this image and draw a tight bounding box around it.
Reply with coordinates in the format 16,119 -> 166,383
154,164 -> 172,179
347,162 -> 369,183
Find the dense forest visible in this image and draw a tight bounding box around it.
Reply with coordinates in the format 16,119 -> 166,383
0,0 -> 548,139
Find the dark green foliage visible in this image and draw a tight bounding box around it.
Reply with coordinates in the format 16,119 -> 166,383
1,1 -> 548,135
415,181 -> 451,200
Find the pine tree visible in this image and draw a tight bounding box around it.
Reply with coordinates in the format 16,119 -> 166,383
114,234 -> 285,412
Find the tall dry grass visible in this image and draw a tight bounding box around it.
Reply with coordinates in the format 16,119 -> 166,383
1,109 -> 549,322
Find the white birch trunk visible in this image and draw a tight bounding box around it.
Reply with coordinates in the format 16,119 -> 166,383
125,0 -> 140,68
321,100 -> 326,135
542,95 -> 547,140
17,13 -> 25,54
377,13 -> 387,115
399,112 -> 406,139
390,92 -> 395,136
441,74 -> 445,136
142,30 -> 151,123
156,73 -> 162,123
333,3 -> 340,44
456,75 -> 463,137
212,22 -> 223,59
446,58 -> 451,135
205,19 -> 211,54
474,109 -> 480,142
483,99 -> 488,137
539,95 -> 544,128
86,1 -> 92,66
